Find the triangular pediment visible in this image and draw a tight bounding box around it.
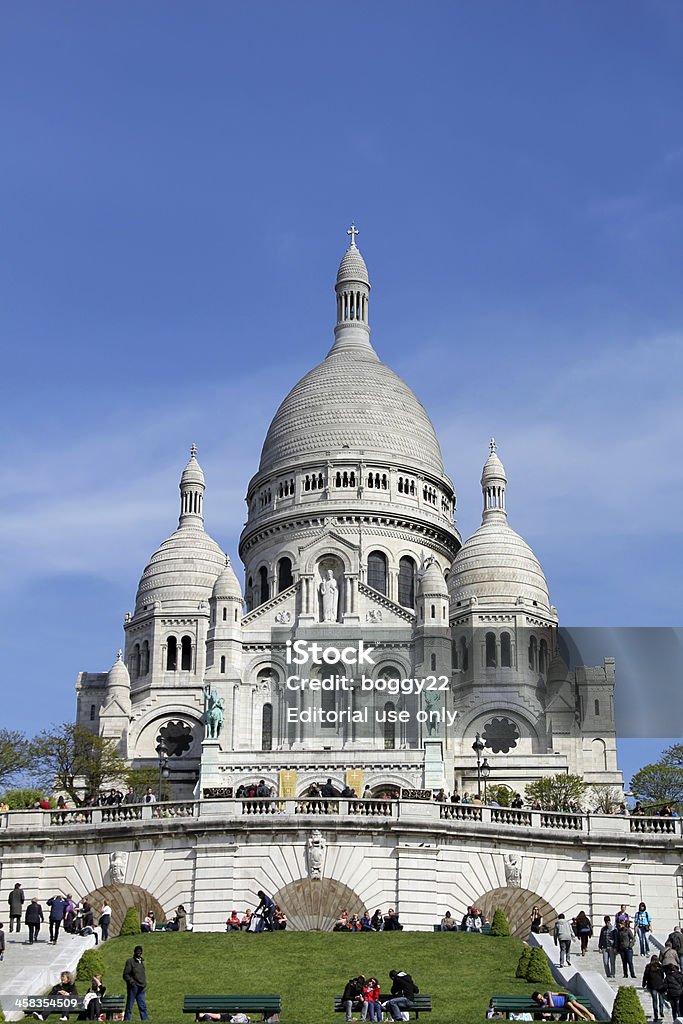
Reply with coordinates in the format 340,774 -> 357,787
358,581 -> 416,625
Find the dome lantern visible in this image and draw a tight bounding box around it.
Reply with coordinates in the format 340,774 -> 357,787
179,444 -> 206,526
330,223 -> 372,355
481,437 -> 507,521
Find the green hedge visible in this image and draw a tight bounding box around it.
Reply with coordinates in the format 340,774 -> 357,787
76,946 -> 106,985
610,986 -> 647,1024
525,946 -> 554,984
515,946 -> 532,978
490,908 -> 511,937
119,906 -> 141,936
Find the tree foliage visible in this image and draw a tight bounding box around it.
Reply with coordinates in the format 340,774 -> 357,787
490,908 -> 511,937
120,907 -> 141,936
524,773 -> 587,811
76,947 -> 105,984
486,784 -> 512,807
630,762 -> 683,809
525,946 -> 554,984
126,766 -> 171,802
0,728 -> 30,787
31,723 -> 127,806
662,742 -> 683,767
610,985 -> 647,1023
590,786 -> 623,814
0,787 -> 51,809
516,946 -> 532,978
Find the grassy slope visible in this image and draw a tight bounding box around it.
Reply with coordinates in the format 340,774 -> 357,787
98,931 -> 533,1023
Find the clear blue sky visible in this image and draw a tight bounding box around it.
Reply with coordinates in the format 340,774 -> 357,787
1,2 -> 681,788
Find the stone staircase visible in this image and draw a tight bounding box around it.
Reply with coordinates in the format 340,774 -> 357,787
0,930 -> 96,1021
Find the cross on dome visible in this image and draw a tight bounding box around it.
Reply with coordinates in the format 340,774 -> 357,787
347,223 -> 359,247
190,443 -> 198,458
117,649 -> 123,661
490,437 -> 496,454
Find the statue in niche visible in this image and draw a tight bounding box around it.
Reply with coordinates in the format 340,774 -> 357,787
109,850 -> 128,884
320,569 -> 339,622
503,852 -> 522,888
424,687 -> 441,736
306,829 -> 326,879
203,684 -> 224,740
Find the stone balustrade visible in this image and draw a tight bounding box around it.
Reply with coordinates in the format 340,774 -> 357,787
1,800 -> 681,837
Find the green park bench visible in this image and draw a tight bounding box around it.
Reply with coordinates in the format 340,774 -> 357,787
101,994 -> 126,1019
183,994 -> 282,1020
11,994 -> 125,1019
334,994 -> 432,1018
488,993 -> 606,1020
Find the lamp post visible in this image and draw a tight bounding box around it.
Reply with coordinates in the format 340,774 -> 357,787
481,758 -> 491,804
156,739 -> 170,801
472,732 -> 486,799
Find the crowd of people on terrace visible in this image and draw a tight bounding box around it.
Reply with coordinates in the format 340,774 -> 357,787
5,883 -> 109,946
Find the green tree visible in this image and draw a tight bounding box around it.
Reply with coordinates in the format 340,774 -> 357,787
610,985 -> 647,1023
662,742 -> 683,767
126,766 -> 171,802
0,787 -> 50,809
524,773 -> 587,811
525,946 -> 554,984
630,763 -> 683,810
490,908 -> 511,937
76,946 -> 105,985
30,723 -> 127,806
120,907 -> 141,936
515,946 -> 532,978
486,784 -> 511,808
0,728 -> 30,787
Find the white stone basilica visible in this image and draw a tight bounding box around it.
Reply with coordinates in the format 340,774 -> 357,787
76,231 -> 621,801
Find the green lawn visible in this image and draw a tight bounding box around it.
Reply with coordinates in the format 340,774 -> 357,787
96,930 -> 533,1023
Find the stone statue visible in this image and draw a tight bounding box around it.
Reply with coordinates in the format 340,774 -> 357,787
320,569 -> 339,622
109,850 -> 128,884
203,685 -> 225,740
425,687 -> 441,736
306,829 -> 326,880
503,852 -> 522,888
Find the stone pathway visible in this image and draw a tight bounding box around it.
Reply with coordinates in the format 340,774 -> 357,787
0,930 -> 96,1021
573,944 -> 656,1021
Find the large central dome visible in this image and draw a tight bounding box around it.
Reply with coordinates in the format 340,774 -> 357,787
258,345 -> 445,476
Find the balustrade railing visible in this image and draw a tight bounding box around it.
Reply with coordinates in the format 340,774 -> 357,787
440,803 -> 483,822
630,815 -> 679,834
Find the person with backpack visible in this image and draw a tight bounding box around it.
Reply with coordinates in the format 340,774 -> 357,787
665,965 -> 683,1020
642,955 -> 667,1021
574,910 -> 593,956
667,926 -> 683,970
382,970 -> 419,1022
598,915 -> 616,978
634,902 -> 652,956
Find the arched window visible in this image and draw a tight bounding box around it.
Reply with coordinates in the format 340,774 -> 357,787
262,703 -> 273,751
594,699 -> 600,716
234,607 -> 238,622
539,639 -> 548,674
431,603 -> 436,619
383,702 -> 396,749
430,653 -> 437,671
220,655 -> 226,673
460,637 -> 468,672
501,632 -> 512,668
131,643 -> 141,679
166,636 -> 177,671
367,550 -> 387,595
258,566 -> 269,604
398,556 -> 416,608
485,632 -> 497,667
528,635 -> 538,671
222,606 -> 227,621
321,685 -> 335,729
142,640 -> 149,675
277,557 -> 293,592
181,635 -> 192,671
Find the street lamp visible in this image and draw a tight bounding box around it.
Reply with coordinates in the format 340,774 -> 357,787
481,758 -> 491,803
472,732 -> 486,799
156,739 -> 170,801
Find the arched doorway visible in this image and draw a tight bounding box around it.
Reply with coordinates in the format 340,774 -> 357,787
475,886 -> 558,939
273,877 -> 364,931
84,883 -> 165,936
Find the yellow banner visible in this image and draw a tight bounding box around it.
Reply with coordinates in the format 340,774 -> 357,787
279,769 -> 297,798
346,768 -> 363,798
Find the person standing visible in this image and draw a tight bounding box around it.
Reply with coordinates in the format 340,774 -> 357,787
382,970 -> 419,1022
642,955 -> 666,1021
634,902 -> 652,956
25,898 -> 44,944
553,913 -> 574,968
47,894 -> 67,944
123,945 -> 149,1021
0,920 -> 5,961
598,916 -> 616,978
615,919 -> 636,978
8,883 -> 24,933
99,901 -> 112,942
574,910 -> 593,956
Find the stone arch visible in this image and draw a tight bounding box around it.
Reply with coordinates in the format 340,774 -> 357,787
475,886 -> 558,939
83,883 -> 165,937
272,877 -> 364,931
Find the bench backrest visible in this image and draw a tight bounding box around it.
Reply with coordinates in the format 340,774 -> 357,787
183,995 -> 282,1012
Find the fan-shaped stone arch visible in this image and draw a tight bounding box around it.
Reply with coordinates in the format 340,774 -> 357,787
475,887 -> 557,939
83,883 -> 165,937
272,877 -> 364,931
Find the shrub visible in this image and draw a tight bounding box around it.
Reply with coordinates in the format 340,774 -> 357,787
610,986 -> 647,1024
525,946 -> 554,984
76,946 -> 105,985
0,788 -> 52,809
119,906 -> 141,936
516,946 -> 532,978
490,907 -> 511,937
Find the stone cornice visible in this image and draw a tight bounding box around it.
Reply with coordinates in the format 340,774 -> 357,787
358,581 -> 416,623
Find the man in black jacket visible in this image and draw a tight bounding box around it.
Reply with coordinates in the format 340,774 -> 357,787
123,946 -> 149,1021
383,970 -> 419,1022
8,883 -> 24,933
665,965 -> 683,1019
25,899 -> 44,944
341,975 -> 365,1023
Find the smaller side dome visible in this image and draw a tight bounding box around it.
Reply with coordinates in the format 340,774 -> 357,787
419,558 -> 448,597
212,556 -> 243,600
108,649 -> 130,688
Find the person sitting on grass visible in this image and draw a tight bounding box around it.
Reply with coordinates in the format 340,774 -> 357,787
225,909 -> 241,931
531,991 -> 596,1020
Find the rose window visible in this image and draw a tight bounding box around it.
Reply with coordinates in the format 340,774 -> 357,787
482,717 -> 520,754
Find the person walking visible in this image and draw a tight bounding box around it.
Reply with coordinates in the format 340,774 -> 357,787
642,955 -> 666,1021
598,916 -> 616,978
634,902 -> 652,956
25,898 -> 44,944
574,911 -> 593,956
659,941 -> 680,972
382,970 -> 419,1022
47,894 -> 67,944
553,913 -> 573,967
665,965 -> 683,1020
615,919 -> 636,978
667,926 -> 683,970
0,920 -> 5,961
8,883 -> 24,933
99,901 -> 112,942
123,945 -> 149,1021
